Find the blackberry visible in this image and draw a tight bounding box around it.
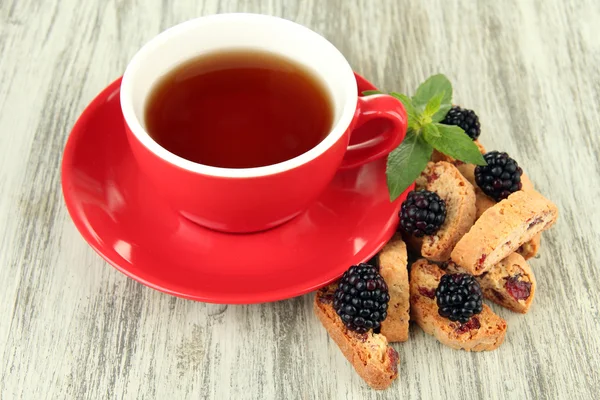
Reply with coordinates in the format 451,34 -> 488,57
399,190 -> 447,237
333,264 -> 390,333
435,273 -> 484,323
475,151 -> 523,202
441,106 -> 481,140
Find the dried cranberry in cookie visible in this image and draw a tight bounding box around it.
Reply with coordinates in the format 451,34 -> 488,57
504,276 -> 533,301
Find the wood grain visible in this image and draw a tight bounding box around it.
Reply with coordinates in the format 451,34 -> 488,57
1,0 -> 599,399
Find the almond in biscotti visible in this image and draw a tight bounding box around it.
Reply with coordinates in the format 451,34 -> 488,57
451,190 -> 558,275
403,161 -> 476,262
377,236 -> 410,342
409,259 -> 507,351
314,285 -> 399,390
444,253 -> 536,314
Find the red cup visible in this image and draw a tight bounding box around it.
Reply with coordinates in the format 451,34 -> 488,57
121,14 -> 407,233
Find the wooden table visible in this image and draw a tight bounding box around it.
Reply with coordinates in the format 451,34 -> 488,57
1,1 -> 599,398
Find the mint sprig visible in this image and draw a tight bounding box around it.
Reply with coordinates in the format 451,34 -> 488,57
362,74 -> 486,201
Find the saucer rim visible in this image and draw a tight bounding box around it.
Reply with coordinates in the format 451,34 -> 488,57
61,74 -> 414,304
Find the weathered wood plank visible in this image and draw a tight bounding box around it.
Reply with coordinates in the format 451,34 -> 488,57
1,0 -> 599,399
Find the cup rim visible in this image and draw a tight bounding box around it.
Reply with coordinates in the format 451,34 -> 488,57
120,13 -> 358,178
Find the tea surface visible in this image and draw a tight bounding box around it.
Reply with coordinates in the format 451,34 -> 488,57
145,50 -> 333,168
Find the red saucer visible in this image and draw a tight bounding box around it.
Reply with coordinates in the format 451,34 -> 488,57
61,73 -> 413,304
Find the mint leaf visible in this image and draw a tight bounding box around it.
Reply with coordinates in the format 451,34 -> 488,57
432,103 -> 451,123
390,92 -> 419,130
362,90 -> 382,96
423,92 -> 445,118
412,74 -> 452,113
428,124 -> 486,165
422,123 -> 441,139
386,131 -> 433,201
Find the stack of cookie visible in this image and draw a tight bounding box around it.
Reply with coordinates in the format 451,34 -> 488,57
314,141 -> 558,390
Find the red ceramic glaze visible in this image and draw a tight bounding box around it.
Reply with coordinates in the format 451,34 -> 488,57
124,85 -> 406,234
61,73 -> 414,304
340,95 -> 407,170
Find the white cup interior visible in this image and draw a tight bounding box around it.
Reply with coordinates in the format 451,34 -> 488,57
120,13 -> 358,178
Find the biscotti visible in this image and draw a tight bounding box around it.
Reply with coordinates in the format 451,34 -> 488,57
410,161 -> 477,262
409,259 -> 507,351
464,171 -> 542,259
444,253 -> 536,313
378,236 -> 410,342
314,285 -> 399,390
451,190 -> 558,275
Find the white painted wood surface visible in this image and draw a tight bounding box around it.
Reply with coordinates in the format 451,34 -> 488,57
1,0 -> 599,398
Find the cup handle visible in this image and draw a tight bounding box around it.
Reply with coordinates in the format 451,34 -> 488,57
340,94 -> 408,169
